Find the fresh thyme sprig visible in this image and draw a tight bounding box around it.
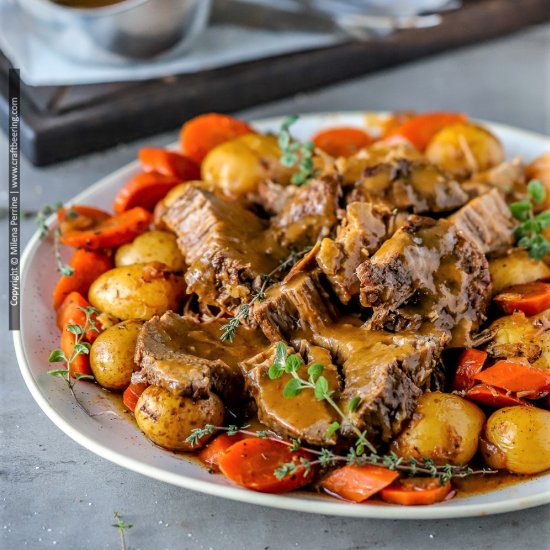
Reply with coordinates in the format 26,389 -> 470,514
36,202 -> 74,276
185,424 -> 495,484
278,115 -> 317,186
36,202 -> 63,239
268,342 -> 376,454
48,306 -> 99,415
112,512 -> 132,550
220,247 -> 312,343
510,179 -> 550,260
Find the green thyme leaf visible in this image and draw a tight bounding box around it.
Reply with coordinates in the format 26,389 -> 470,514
307,362 -> 324,383
268,362 -> 285,380
284,354 -> 302,374
528,179 -> 545,204
509,201 -> 532,221
274,342 -> 288,367
283,378 -> 303,398
347,396 -> 361,413
325,421 -> 341,440
48,349 -> 67,363
66,324 -> 84,335
314,376 -> 329,400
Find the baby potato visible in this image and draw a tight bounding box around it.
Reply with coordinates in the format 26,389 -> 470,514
135,386 -> 224,451
391,392 -> 485,465
426,123 -> 504,177
88,263 -> 185,321
489,249 -> 550,295
90,319 -> 143,391
115,231 -> 185,271
481,406 -> 550,474
202,134 -> 292,196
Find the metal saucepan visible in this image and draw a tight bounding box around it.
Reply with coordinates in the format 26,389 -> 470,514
18,0 -> 211,63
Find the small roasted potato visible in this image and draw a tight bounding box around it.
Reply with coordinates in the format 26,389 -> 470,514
90,319 -> 143,391
115,231 -> 185,271
485,310 -> 550,368
481,406 -> 550,474
202,134 -> 292,196
88,263 -> 185,321
391,392 -> 485,465
489,249 -> 550,295
426,123 -> 504,177
526,152 -> 550,210
135,386 -> 224,451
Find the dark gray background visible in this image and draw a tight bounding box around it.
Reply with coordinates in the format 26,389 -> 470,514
2,24 -> 549,550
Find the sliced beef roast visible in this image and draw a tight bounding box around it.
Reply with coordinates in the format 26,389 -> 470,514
448,188 -> 516,254
349,159 -> 468,213
163,185 -> 287,313
253,269 -> 337,342
134,311 -> 267,407
357,216 -> 491,346
316,202 -> 391,304
313,323 -> 447,443
240,343 -> 341,446
270,176 -> 341,249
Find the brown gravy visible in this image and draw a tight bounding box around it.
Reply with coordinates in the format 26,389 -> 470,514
94,389 -> 542,502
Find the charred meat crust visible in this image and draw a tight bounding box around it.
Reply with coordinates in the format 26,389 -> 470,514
356,216 -> 491,346
163,185 -> 287,313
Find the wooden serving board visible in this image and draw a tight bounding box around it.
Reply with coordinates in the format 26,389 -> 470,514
1,0 -> 549,166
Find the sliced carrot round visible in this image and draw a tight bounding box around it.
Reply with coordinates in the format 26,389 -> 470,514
385,112 -> 468,151
494,281 -> 550,316
113,172 -> 182,214
59,207 -> 152,250
180,113 -> 255,165
60,327 -> 93,378
138,148 -> 200,181
312,127 -> 373,157
218,438 -> 315,493
380,477 -> 452,506
320,464 -> 399,503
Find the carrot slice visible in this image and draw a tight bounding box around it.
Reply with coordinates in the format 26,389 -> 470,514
385,112 -> 468,151
380,478 -> 452,506
494,281 -> 550,316
122,382 -> 148,413
320,465 -> 399,503
113,172 -> 182,214
52,249 -> 113,310
138,148 -> 200,181
59,207 -> 152,250
199,433 -> 246,472
56,291 -> 102,343
452,349 -> 488,391
475,360 -> 550,394
57,205 -> 110,234
218,438 -> 315,493
179,113 -> 254,165
465,384 -> 529,407
312,127 -> 373,157
60,326 -> 92,378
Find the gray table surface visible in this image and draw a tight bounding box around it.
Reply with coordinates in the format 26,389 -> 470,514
2,24 -> 550,550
